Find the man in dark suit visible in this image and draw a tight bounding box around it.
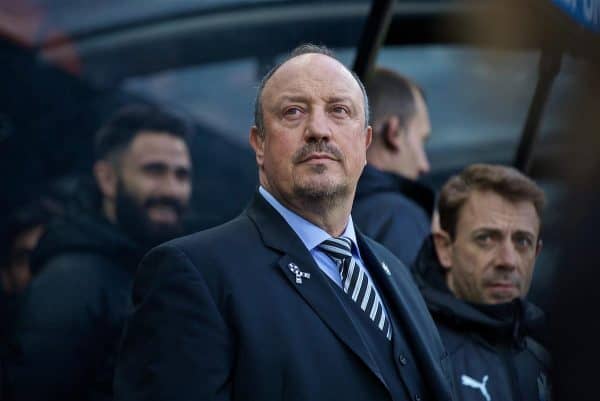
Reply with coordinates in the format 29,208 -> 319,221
115,44 -> 454,401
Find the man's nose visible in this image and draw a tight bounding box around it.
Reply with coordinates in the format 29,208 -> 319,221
159,173 -> 190,200
496,241 -> 518,270
304,109 -> 332,141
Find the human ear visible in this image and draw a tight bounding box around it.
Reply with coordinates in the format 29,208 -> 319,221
93,160 -> 117,200
364,125 -> 373,150
433,230 -> 453,271
249,126 -> 265,167
535,238 -> 543,258
383,116 -> 402,152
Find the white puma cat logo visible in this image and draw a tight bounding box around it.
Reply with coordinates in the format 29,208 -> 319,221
461,374 -> 491,401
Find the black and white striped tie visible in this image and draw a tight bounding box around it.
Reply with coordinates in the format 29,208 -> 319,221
318,237 -> 392,340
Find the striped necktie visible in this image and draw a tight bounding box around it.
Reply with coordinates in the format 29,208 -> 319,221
318,237 -> 392,340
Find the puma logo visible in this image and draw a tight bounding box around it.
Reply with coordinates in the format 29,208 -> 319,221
461,374 -> 491,401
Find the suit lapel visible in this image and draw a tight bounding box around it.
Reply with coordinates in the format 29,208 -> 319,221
356,237 -> 406,352
245,193 -> 387,388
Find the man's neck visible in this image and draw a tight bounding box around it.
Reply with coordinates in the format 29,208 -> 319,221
292,199 -> 351,237
366,147 -> 400,176
262,186 -> 352,237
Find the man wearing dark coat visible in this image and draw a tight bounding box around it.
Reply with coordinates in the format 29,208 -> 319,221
2,104 -> 193,401
412,164 -> 551,401
114,45 -> 454,401
353,68 -> 435,266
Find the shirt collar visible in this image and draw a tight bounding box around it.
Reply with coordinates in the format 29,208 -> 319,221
259,186 -> 359,253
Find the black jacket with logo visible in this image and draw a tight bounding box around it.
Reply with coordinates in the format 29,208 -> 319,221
412,237 -> 552,401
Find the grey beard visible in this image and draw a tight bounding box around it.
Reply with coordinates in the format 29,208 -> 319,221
293,181 -> 350,214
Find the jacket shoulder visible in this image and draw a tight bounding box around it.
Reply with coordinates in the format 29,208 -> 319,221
18,251 -> 133,331
133,214 -> 261,299
354,191 -> 429,224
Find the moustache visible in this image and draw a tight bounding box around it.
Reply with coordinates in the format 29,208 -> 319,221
144,197 -> 185,217
292,142 -> 343,164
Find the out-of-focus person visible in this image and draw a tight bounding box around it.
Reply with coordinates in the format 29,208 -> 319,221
3,104 -> 193,401
114,44 -> 453,401
1,198 -> 63,296
353,68 -> 435,266
0,197 -> 63,372
412,164 -> 551,401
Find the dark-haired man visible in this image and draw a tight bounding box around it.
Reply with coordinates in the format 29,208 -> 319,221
412,164 -> 551,401
353,68 -> 435,266
115,45 -> 453,401
4,104 -> 192,401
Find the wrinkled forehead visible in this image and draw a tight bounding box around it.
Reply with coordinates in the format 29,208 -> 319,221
263,53 -> 365,109
459,190 -> 541,234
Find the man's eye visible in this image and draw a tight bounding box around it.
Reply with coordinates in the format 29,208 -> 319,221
284,107 -> 302,116
143,164 -> 166,175
176,168 -> 191,181
331,106 -> 349,115
476,234 -> 490,242
475,234 -> 493,246
514,236 -> 534,249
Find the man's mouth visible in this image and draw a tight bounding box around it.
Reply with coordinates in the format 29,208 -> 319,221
292,142 -> 343,164
300,153 -> 338,163
485,280 -> 520,300
147,204 -> 179,224
488,282 -> 517,290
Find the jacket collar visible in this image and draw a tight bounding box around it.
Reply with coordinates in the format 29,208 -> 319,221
356,165 -> 436,216
257,186 -> 360,254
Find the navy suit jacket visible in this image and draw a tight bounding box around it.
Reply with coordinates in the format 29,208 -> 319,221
114,193 -> 454,401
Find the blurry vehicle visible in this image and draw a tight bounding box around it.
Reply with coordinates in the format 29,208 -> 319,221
1,0 -> 598,308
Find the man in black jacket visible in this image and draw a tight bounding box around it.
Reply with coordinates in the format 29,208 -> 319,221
3,104 -> 193,401
353,68 -> 435,266
412,164 -> 551,401
114,44 -> 454,401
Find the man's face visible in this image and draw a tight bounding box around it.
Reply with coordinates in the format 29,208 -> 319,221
434,190 -> 542,304
250,53 -> 371,210
115,132 -> 192,247
2,224 -> 45,294
397,90 -> 431,180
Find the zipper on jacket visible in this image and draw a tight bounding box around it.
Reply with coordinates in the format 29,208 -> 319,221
502,348 -> 523,401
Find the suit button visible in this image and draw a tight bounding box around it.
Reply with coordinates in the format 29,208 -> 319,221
398,354 -> 407,366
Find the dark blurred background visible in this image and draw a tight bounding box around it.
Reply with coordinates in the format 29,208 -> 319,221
1,0 -> 598,311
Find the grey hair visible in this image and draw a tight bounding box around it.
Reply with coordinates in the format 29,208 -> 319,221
253,43 -> 370,137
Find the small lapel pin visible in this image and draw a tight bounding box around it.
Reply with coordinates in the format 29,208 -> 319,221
381,261 -> 391,276
288,262 -> 311,284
